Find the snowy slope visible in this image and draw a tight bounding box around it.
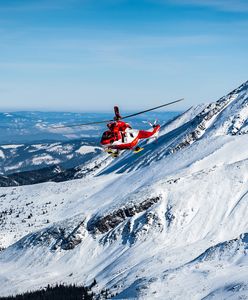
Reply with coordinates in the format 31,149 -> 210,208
0,81 -> 248,299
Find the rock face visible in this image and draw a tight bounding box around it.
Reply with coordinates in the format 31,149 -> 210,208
87,196 -> 161,234
171,91 -> 237,152
14,216 -> 87,251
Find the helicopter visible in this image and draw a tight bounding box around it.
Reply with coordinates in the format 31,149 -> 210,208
54,98 -> 184,157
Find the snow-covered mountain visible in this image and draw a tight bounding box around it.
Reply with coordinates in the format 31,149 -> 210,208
0,111 -> 102,144
0,139 -> 102,175
0,81 -> 248,299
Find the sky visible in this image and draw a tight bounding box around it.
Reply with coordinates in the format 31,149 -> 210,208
0,0 -> 247,112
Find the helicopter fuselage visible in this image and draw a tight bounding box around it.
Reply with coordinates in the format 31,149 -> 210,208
101,121 -> 160,151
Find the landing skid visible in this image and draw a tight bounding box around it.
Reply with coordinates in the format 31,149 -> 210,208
105,148 -> 120,158
133,147 -> 144,154
105,147 -> 144,157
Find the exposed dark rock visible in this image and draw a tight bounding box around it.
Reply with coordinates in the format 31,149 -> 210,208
165,205 -> 175,227
171,94 -> 236,153
60,220 -> 86,251
15,217 -> 87,251
87,196 -> 161,234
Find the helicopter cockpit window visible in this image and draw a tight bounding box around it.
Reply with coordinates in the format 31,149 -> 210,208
103,131 -> 114,139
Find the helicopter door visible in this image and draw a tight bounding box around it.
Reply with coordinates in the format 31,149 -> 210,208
121,132 -> 125,143
125,131 -> 136,143
117,129 -> 138,144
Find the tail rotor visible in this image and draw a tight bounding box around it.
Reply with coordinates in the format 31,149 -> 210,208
143,119 -> 158,128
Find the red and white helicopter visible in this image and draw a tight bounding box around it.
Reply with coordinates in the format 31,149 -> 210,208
100,106 -> 161,156
55,99 -> 183,157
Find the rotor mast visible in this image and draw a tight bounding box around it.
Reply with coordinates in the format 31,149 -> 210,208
114,106 -> 122,121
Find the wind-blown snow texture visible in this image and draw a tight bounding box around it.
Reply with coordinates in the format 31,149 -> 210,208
0,81 -> 248,299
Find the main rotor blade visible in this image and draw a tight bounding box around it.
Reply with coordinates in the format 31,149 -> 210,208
52,119 -> 114,129
51,98 -> 184,129
121,98 -> 184,120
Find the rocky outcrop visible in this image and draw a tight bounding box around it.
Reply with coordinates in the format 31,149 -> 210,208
14,216 -> 87,251
171,91 -> 240,153
87,196 -> 161,234
192,232 -> 248,263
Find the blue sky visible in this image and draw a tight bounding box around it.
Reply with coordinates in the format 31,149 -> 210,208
0,0 -> 247,112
